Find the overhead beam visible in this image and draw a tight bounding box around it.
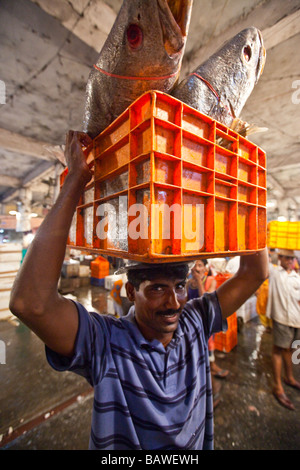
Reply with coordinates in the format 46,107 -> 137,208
0,175 -> 21,188
183,3 -> 300,74
0,161 -> 55,203
262,9 -> 300,50
0,128 -> 57,161
29,0 -> 117,52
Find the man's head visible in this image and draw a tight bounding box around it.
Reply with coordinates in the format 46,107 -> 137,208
125,263 -> 189,347
277,249 -> 295,272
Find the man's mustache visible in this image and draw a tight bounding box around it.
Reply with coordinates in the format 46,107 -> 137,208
156,309 -> 182,316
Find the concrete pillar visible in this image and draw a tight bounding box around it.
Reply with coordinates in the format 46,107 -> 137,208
16,188 -> 32,232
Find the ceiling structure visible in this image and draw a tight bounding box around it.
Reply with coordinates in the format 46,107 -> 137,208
0,0 -> 299,227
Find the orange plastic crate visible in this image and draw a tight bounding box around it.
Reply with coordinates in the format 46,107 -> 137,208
267,221 -> 300,250
90,256 -> 110,278
61,91 -> 267,263
214,329 -> 238,353
214,312 -> 237,353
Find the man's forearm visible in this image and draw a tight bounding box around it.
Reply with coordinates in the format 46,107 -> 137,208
10,172 -> 86,316
238,248 -> 269,282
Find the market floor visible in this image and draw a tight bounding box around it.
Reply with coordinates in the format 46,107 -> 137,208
1,285 -> 300,450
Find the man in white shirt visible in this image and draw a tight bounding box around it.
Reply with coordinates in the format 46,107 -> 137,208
267,249 -> 300,410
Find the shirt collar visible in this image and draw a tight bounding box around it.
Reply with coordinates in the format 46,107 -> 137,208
122,306 -> 184,352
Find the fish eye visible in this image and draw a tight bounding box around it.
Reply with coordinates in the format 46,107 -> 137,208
243,45 -> 252,62
126,24 -> 143,49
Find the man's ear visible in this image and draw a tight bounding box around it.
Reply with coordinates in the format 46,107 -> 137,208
125,281 -> 136,302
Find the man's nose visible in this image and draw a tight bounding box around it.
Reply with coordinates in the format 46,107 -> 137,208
165,289 -> 181,310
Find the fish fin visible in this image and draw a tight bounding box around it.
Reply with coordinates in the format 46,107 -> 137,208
230,118 -> 268,137
44,145 -> 66,166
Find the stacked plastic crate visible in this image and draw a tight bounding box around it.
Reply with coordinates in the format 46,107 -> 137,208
267,221 -> 300,250
90,256 -> 110,286
214,312 -> 238,353
213,272 -> 237,352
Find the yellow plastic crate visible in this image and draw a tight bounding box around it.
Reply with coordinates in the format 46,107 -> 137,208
61,91 -> 267,263
267,221 -> 300,250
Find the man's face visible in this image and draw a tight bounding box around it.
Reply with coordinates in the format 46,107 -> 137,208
279,255 -> 295,272
127,276 -> 187,347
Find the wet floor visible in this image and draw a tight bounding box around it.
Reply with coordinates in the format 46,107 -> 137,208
1,285 -> 300,450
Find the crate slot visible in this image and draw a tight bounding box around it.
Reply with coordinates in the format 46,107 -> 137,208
258,188 -> 267,206
76,204 -> 94,248
128,187 -> 151,256
130,156 -> 151,186
154,95 -> 181,125
215,179 -> 237,199
131,120 -> 152,158
237,204 -> 257,250
258,208 -> 267,249
94,112 -> 130,154
151,187 -> 181,255
182,165 -> 213,193
237,182 -> 257,204
154,121 -> 181,157
258,149 -> 266,168
216,129 -> 237,153
258,168 -> 266,188
238,159 -> 257,184
215,146 -> 237,178
182,193 -> 213,253
95,197 -> 128,252
215,199 -> 237,252
182,132 -> 213,168
155,156 -> 181,186
95,168 -> 129,199
238,136 -> 257,162
130,93 -> 153,127
181,109 -> 212,140
95,135 -> 130,178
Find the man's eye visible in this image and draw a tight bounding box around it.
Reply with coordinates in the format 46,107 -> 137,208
151,286 -> 163,292
176,284 -> 186,291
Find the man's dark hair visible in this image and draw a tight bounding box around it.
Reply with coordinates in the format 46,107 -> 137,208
127,263 -> 189,290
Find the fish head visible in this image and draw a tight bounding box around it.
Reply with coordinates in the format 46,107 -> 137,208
96,0 -> 193,76
85,0 -> 193,137
236,27 -> 266,85
203,27 -> 266,121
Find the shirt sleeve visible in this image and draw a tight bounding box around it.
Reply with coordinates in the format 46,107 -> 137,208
45,301 -> 110,386
186,291 -> 227,341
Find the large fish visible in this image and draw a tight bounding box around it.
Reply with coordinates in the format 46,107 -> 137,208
84,0 -> 193,138
171,27 -> 266,128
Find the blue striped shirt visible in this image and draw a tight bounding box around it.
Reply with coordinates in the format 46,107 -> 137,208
46,292 -> 226,450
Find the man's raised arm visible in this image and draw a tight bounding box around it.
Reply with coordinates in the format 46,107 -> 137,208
216,248 -> 269,319
9,131 -> 93,357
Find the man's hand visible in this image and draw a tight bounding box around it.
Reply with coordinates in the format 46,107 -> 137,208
191,262 -> 205,281
65,130 -> 93,185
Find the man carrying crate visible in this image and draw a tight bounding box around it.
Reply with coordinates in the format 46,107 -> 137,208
9,131 -> 269,450
267,249 -> 300,410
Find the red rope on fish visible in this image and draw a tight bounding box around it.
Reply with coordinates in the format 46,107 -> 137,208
189,73 -> 220,101
189,72 -> 235,118
93,64 -> 179,81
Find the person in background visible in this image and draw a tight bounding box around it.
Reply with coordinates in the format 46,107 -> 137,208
187,260 -> 229,408
256,278 -> 272,332
266,249 -> 300,410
